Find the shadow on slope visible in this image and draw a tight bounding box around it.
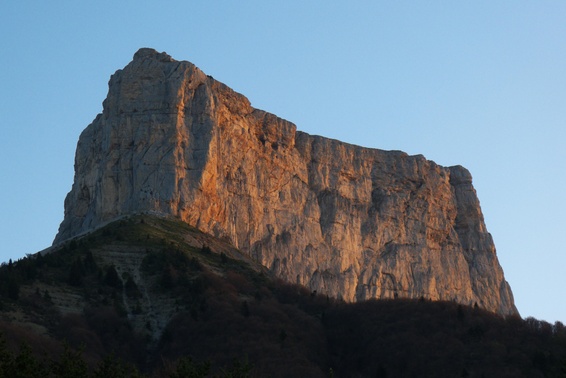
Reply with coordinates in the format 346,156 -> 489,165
0,215 -> 564,377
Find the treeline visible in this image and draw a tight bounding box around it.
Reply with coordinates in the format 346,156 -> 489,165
0,335 -> 251,378
1,217 -> 566,377
155,275 -> 566,377
325,300 -> 566,377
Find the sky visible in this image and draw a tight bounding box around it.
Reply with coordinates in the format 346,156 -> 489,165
1,1 -> 565,323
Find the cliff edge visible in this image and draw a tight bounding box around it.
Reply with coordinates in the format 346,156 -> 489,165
54,48 -> 517,315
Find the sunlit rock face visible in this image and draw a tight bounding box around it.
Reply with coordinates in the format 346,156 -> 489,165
55,48 -> 517,315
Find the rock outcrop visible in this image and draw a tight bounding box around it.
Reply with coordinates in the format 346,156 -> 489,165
54,48 -> 517,315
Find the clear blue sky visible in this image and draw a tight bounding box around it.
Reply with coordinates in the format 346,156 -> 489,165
1,1 -> 565,323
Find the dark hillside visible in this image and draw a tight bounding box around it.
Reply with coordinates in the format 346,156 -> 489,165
0,215 -> 564,377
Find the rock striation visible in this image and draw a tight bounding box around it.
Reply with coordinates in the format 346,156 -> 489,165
54,48 -> 517,315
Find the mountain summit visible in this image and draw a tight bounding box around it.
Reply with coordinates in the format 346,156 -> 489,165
54,48 -> 516,315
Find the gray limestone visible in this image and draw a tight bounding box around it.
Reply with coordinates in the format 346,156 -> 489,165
54,48 -> 517,315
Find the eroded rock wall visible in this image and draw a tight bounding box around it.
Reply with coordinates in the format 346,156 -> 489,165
55,48 -> 517,315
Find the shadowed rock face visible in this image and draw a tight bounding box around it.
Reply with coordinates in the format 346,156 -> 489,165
55,48 -> 517,315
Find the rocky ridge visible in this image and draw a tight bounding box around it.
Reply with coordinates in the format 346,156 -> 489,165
54,48 -> 516,315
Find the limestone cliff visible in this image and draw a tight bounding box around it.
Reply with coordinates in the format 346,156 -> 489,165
54,48 -> 517,315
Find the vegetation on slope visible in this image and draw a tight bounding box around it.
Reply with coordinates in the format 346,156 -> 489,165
0,215 -> 565,377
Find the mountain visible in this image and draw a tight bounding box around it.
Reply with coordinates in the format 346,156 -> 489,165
1,215 -> 565,377
54,48 -> 515,315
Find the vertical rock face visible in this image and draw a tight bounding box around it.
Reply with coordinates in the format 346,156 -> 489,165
55,48 -> 517,315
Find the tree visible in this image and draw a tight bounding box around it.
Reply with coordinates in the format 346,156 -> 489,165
50,344 -> 88,378
169,356 -> 210,378
93,354 -> 131,378
68,259 -> 84,286
124,276 -> 141,299
0,334 -> 15,376
220,357 -> 252,378
12,343 -> 47,378
241,301 -> 250,318
220,252 -> 228,265
375,363 -> 388,378
104,265 -> 122,288
83,250 -> 98,273
6,274 -> 20,300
